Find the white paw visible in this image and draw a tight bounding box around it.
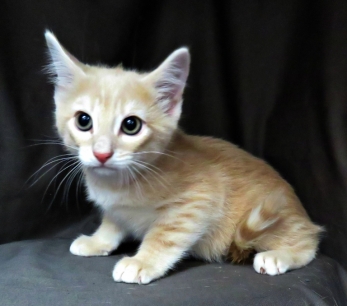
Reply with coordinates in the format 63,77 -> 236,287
113,257 -> 163,284
253,251 -> 291,275
70,235 -> 112,257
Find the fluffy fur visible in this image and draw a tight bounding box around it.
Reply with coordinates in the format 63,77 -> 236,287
45,31 -> 322,284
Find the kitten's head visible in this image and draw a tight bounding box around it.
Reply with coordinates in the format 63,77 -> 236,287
44,31 -> 190,178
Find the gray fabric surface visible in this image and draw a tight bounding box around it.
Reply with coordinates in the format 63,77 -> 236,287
0,238 -> 346,306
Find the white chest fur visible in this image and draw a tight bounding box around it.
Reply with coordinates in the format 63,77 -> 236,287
85,177 -> 159,239
109,206 -> 158,239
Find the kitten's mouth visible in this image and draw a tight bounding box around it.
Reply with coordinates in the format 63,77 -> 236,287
89,163 -> 131,176
92,165 -> 116,169
90,165 -> 118,174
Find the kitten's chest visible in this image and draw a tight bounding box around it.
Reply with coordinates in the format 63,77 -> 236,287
110,207 -> 158,239
86,180 -> 148,209
86,181 -> 159,238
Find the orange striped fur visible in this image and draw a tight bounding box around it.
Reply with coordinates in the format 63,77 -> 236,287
45,31 -> 322,284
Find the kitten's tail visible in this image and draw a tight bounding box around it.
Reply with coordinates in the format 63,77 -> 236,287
229,189 -> 287,263
229,189 -> 322,264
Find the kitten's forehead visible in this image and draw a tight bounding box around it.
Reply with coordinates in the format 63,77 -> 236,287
87,69 -> 154,105
74,69 -> 154,113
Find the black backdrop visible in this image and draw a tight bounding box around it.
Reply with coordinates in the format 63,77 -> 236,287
1,0 -> 347,270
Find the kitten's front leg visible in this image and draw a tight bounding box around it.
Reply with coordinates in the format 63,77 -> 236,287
70,214 -> 124,257
113,207 -> 206,284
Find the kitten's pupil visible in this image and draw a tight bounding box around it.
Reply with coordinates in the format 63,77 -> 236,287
121,116 -> 142,135
76,112 -> 93,131
125,118 -> 136,130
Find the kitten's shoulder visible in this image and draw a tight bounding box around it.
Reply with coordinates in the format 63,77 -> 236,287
171,130 -> 266,166
173,130 -> 241,154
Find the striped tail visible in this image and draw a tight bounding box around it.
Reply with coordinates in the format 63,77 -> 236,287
229,190 -> 286,263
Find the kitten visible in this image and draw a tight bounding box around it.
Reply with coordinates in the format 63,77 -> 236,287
45,31 -> 322,284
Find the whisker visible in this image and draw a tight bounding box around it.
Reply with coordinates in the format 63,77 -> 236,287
26,138 -> 79,150
127,166 -> 144,200
131,151 -> 187,164
64,163 -> 82,201
134,159 -> 166,175
27,153 -> 75,177
47,162 -> 82,214
43,160 -> 80,213
28,155 -> 78,187
125,169 -> 131,192
130,164 -> 156,192
52,162 -> 82,208
63,162 -> 83,208
131,160 -> 169,191
132,159 -> 168,178
76,169 -> 85,212
25,142 -> 78,151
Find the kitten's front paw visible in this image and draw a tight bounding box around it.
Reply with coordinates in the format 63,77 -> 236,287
253,251 -> 291,275
70,235 -> 113,257
113,257 -> 163,284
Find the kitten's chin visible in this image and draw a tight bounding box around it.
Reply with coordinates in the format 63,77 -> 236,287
88,166 -> 120,176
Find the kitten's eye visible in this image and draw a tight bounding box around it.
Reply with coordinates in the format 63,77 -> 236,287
75,112 -> 93,131
121,116 -> 142,135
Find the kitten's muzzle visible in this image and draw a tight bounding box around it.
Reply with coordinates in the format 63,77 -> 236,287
93,151 -> 113,164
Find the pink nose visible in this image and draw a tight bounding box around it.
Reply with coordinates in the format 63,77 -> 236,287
93,152 -> 113,164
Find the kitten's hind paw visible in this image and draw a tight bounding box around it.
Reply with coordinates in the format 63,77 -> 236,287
113,257 -> 164,284
253,251 -> 291,275
70,235 -> 114,257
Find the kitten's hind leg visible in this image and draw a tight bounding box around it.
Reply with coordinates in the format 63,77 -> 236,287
231,190 -> 322,275
253,247 -> 316,275
70,214 -> 124,257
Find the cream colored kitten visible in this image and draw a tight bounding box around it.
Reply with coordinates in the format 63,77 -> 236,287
45,31 -> 322,284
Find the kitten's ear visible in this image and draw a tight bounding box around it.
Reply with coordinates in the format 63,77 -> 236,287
144,48 -> 190,117
44,30 -> 84,88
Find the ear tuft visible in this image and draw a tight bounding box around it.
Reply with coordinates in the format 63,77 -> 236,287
155,48 -> 190,104
44,30 -> 84,88
145,48 -> 190,115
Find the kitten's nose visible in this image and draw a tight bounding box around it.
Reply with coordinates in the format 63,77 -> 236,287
93,151 -> 113,164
